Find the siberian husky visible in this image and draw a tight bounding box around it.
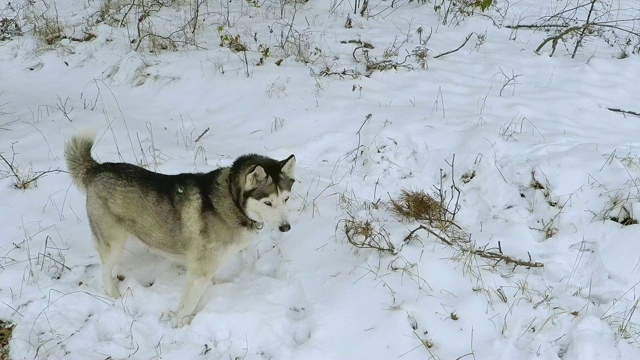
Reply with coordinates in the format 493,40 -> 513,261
65,133 -> 295,326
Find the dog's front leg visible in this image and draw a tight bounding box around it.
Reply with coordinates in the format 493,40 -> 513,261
172,272 -> 212,327
170,251 -> 222,327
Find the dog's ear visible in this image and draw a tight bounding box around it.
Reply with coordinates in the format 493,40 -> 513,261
280,154 -> 296,178
245,165 -> 267,190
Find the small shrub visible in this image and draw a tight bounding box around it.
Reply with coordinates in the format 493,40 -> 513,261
219,31 -> 249,52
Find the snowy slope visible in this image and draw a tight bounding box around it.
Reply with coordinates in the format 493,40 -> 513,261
2,0 -> 640,358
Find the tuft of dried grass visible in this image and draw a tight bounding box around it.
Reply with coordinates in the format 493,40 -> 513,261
0,319 -> 14,360
390,189 -> 446,223
34,17 -> 65,45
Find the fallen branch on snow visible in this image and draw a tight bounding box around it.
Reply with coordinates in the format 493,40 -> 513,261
607,107 -> 640,118
405,224 -> 544,269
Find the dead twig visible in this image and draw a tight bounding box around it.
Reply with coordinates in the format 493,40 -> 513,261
571,0 -> 596,59
505,24 -> 567,30
405,224 -> 543,268
404,224 -> 453,246
318,67 -> 361,79
0,152 -> 21,181
469,248 -> 543,268
434,32 -> 475,59
194,127 -> 209,143
342,218 -> 396,254
0,152 -> 67,189
340,39 -> 374,49
607,107 -> 640,118
535,26 -> 582,56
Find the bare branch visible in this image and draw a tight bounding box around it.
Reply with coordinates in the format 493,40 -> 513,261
607,107 -> 640,117
434,33 -> 475,59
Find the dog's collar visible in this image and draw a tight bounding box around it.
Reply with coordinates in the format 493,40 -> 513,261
240,218 -> 263,231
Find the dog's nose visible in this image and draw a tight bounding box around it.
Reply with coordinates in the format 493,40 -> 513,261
279,223 -> 291,232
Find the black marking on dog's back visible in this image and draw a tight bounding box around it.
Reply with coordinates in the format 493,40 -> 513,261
193,170 -> 220,213
96,162 -> 221,214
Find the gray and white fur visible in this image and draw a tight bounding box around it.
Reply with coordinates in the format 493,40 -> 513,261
65,133 -> 295,326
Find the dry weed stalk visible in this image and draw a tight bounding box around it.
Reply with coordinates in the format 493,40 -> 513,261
341,218 -> 396,254
401,216 -> 543,269
0,147 -> 65,189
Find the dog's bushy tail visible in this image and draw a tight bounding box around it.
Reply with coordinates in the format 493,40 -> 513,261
65,132 -> 99,192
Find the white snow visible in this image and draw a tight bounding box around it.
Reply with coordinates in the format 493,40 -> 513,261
2,0 -> 640,358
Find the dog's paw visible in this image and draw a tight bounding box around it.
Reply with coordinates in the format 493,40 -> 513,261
160,311 -> 180,327
105,285 -> 122,299
160,311 -> 193,328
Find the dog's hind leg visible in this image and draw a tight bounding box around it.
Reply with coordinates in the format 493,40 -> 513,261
89,215 -> 127,298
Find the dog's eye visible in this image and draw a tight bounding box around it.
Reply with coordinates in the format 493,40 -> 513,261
264,201 -> 272,207
285,196 -> 290,202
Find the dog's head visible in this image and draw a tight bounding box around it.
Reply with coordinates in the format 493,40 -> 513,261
241,154 -> 296,232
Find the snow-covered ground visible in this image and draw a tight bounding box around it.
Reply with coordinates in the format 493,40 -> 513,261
2,0 -> 640,358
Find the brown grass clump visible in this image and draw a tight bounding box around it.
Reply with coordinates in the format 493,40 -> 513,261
0,320 -> 14,360
390,189 -> 446,223
34,17 -> 65,45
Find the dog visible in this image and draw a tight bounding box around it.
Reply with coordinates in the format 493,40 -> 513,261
65,132 -> 295,326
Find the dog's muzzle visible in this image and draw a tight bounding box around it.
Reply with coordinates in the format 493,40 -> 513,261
279,223 -> 291,232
